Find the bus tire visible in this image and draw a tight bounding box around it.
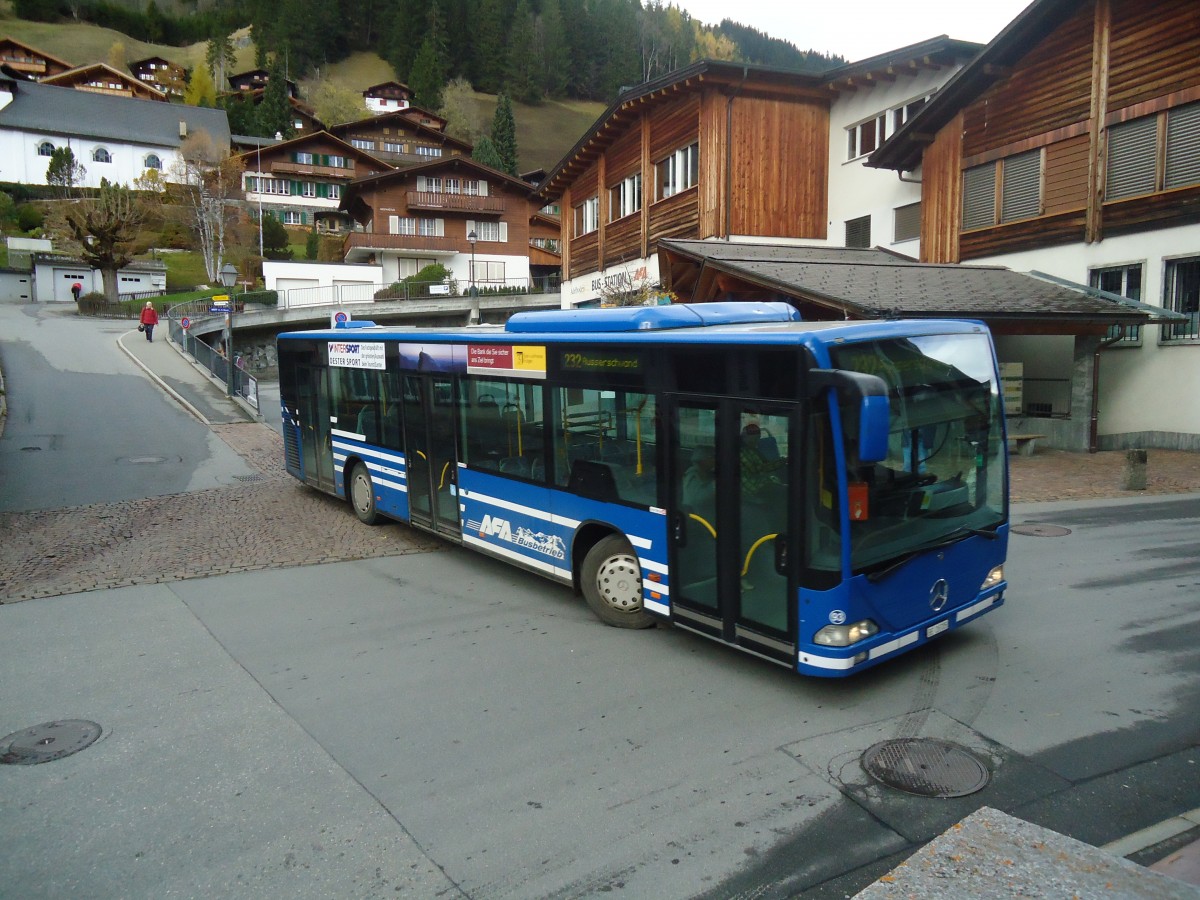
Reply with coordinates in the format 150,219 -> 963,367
581,535 -> 654,629
349,462 -> 380,525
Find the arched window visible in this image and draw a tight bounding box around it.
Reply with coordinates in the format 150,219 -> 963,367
144,154 -> 162,171
37,141 -> 55,157
93,147 -> 112,164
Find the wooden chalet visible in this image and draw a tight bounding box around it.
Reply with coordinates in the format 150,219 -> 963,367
129,56 -> 186,97
340,156 -> 541,289
222,91 -> 325,137
236,131 -> 393,232
228,69 -> 298,98
0,36 -> 72,79
539,60 -> 833,302
329,110 -> 468,168
41,62 -> 166,101
867,0 -> 1200,451
364,80 -> 411,113
398,105 -> 447,131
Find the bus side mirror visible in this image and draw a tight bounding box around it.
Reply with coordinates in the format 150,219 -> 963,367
808,369 -> 890,463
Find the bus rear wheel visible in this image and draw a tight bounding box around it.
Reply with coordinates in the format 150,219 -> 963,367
581,535 -> 654,629
350,463 -> 379,525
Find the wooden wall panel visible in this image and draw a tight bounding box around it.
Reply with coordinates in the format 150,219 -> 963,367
962,3 -> 1095,156
1103,187 -> 1200,236
1108,0 -> 1200,111
698,90 -> 726,238
605,129 -> 641,182
648,189 -> 699,244
650,93 -> 700,160
960,210 -> 1086,259
1044,134 -> 1090,214
570,231 -> 600,278
920,112 -> 964,263
574,163 -> 598,201
602,216 -> 641,267
728,96 -> 828,238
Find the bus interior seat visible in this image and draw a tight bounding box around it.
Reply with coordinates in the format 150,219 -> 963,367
567,459 -> 620,502
499,456 -> 530,477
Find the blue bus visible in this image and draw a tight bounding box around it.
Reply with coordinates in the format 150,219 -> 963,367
277,302 -> 1008,676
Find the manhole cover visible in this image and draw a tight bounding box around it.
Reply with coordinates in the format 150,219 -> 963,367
123,456 -> 167,465
0,720 -> 102,765
233,474 -> 266,482
20,446 -> 41,452
1011,523 -> 1072,537
861,738 -> 990,798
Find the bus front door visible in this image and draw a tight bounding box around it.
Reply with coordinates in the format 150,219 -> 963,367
296,363 -> 335,493
402,375 -> 462,538
670,401 -> 794,661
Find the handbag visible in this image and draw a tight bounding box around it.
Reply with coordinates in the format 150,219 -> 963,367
137,324 -> 144,332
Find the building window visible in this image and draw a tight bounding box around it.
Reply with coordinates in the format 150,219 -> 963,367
282,211 -> 306,225
657,142 -> 698,199
92,147 -> 112,164
415,145 -> 443,158
574,196 -> 598,236
1162,256 -> 1200,342
327,184 -> 340,200
845,215 -> 871,248
388,216 -> 442,236
351,138 -> 375,151
471,260 -> 506,283
144,154 -> 161,170
893,202 -> 920,243
1165,102 -> 1200,190
962,163 -> 997,230
847,115 -> 885,160
382,141 -> 403,153
609,173 -> 641,220
1089,264 -> 1143,343
37,141 -> 55,156
301,181 -> 317,198
1106,116 -> 1157,200
294,151 -> 315,165
1000,150 -> 1042,222
470,220 -> 507,242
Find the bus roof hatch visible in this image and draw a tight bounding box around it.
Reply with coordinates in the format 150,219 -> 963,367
505,302 -> 800,334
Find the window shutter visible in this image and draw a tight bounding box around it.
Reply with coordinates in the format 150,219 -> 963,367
290,180 -> 301,196
478,180 -> 488,197
1166,103 -> 1200,190
320,154 -> 329,166
416,175 -> 426,191
389,214 -> 399,234
845,215 -> 871,248
317,183 -> 328,198
466,219 -> 475,239
499,222 -> 508,242
435,218 -> 444,237
290,152 -> 298,163
1000,150 -> 1042,222
1107,116 -> 1157,200
893,202 -> 921,242
301,212 -> 307,225
962,163 -> 997,230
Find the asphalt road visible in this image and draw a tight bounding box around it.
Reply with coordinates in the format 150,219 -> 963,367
1,303 -> 1198,897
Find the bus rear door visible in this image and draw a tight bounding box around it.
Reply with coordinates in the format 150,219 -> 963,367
402,375 -> 462,539
669,399 -> 796,663
294,362 -> 336,493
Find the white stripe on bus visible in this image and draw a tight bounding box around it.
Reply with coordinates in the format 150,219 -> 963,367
459,489 -> 581,529
331,441 -> 406,466
639,557 -> 668,576
331,428 -> 365,440
868,631 -> 920,660
642,578 -> 669,597
798,652 -> 858,671
462,533 -> 571,579
644,596 -> 670,616
955,595 -> 997,622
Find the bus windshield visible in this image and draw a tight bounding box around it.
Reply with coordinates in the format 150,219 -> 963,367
831,332 -> 1006,573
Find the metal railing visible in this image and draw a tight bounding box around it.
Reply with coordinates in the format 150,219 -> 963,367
166,309 -> 260,412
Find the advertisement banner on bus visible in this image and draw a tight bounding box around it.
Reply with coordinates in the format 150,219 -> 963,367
328,341 -> 386,370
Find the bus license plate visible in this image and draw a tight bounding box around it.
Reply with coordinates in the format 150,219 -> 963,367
927,620 -> 949,638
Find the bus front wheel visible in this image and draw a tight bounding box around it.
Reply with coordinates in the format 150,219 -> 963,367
350,463 -> 379,525
581,535 -> 654,629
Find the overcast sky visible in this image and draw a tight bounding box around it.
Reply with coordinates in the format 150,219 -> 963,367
674,0 -> 1036,62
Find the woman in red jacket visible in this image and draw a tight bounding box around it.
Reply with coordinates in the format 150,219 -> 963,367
139,302 -> 159,342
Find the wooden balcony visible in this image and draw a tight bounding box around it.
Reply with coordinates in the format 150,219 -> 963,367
405,191 -> 507,214
343,231 -> 462,257
271,160 -> 355,179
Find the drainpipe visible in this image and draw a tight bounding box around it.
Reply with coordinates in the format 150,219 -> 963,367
1089,324 -> 1125,453
897,170 -> 921,184
724,67 -> 750,240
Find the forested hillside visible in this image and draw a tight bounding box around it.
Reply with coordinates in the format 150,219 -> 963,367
6,0 -> 844,171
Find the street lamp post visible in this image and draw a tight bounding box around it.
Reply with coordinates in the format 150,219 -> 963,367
467,229 -> 478,325
218,263 -> 239,398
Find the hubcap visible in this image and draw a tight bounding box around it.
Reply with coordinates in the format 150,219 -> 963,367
597,552 -> 642,613
353,473 -> 371,512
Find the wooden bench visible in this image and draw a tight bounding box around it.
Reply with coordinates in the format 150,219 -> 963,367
1008,434 -> 1046,456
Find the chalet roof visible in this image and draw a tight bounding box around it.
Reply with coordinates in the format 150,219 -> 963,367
0,74 -> 230,147
129,56 -> 178,68
231,129 -> 392,170
822,35 -> 982,93
539,59 -> 828,198
42,62 -> 167,100
868,0 -> 1081,171
329,110 -> 467,149
657,239 -> 1177,326
0,36 -> 73,71
363,80 -> 410,94
339,155 -> 536,219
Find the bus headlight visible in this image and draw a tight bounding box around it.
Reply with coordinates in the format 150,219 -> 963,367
981,565 -> 1004,590
813,619 -> 879,647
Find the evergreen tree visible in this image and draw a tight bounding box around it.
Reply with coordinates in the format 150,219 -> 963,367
471,0 -> 508,94
409,37 -> 446,111
505,0 -> 541,105
206,33 -> 237,91
221,94 -> 258,136
538,0 -> 570,99
472,134 -> 504,171
46,147 -> 86,195
489,93 -> 518,175
385,0 -> 432,88
257,56 -> 295,139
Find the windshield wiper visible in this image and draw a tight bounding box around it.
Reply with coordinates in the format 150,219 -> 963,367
865,525 -> 999,582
